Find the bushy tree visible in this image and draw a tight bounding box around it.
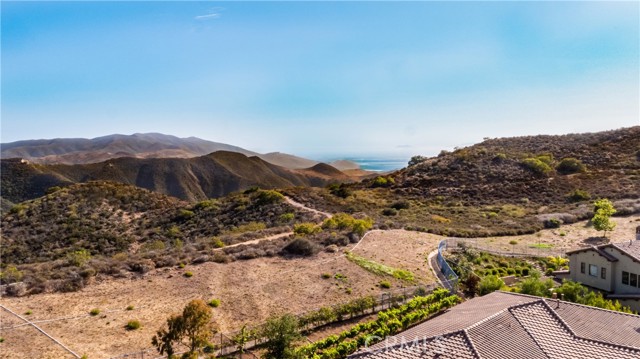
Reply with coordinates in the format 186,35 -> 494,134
519,271 -> 553,297
408,156 -> 427,167
152,299 -> 216,358
462,273 -> 480,298
261,314 -> 301,359
478,275 -> 504,296
592,199 -> 617,238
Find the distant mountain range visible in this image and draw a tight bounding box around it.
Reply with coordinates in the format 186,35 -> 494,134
0,132 -> 359,171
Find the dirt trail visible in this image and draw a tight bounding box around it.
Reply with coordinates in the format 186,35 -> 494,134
285,196 -> 333,219
216,196 -> 332,251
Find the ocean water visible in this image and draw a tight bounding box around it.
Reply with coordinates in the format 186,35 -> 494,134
344,158 -> 408,172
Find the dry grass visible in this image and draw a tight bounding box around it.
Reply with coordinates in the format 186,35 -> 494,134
470,214 -> 640,253
0,230 -> 440,358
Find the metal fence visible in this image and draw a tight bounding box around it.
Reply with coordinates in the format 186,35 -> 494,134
436,240 -> 459,293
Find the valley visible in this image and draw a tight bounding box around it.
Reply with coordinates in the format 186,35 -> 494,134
1,127 -> 639,358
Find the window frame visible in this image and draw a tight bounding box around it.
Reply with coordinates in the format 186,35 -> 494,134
631,273 -> 638,288
622,271 -> 630,285
580,262 -> 585,274
601,267 -> 606,280
589,264 -> 599,277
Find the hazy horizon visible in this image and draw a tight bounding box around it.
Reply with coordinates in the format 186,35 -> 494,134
2,1 -> 639,158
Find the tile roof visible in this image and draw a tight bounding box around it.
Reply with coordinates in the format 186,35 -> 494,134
565,245 -> 619,262
466,310 -> 546,359
553,300 -> 640,349
566,240 -> 640,262
349,292 -> 640,359
612,241 -> 640,262
366,291 -> 539,351
351,332 -> 479,359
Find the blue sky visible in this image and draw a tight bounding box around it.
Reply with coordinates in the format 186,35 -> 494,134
2,1 -> 639,159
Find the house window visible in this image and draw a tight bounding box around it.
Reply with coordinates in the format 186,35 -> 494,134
601,267 -> 606,279
580,262 -> 585,274
631,273 -> 638,288
589,264 -> 598,277
622,271 -> 629,285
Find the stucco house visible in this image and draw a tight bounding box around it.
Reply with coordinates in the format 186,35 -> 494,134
565,227 -> 640,312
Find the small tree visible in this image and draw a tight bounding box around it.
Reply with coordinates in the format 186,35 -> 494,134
152,299 -> 216,358
408,155 -> 427,167
233,325 -> 251,358
592,199 -> 617,238
509,240 -> 518,254
261,314 -> 301,359
478,275 -> 504,296
462,273 -> 480,298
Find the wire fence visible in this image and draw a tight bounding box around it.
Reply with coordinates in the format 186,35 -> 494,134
215,283 -> 438,357
443,238 -> 567,258
109,284 -> 440,359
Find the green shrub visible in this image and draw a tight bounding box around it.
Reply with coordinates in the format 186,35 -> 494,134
328,183 -> 352,198
24,310 -> 32,316
184,271 -> 194,278
194,200 -> 217,210
125,320 -> 141,330
126,305 -> 134,311
556,158 -> 586,174
280,213 -> 295,222
283,238 -> 318,256
0,265 -> 24,284
293,223 -> 321,235
89,308 -> 100,316
379,281 -> 391,289
493,153 -> 507,162
521,158 -> 552,175
211,237 -> 225,248
382,208 -> 398,216
390,200 -> 410,210
371,176 -> 393,188
543,218 -> 561,229
321,273 -> 332,279
208,299 -> 221,308
67,249 -> 92,267
176,209 -> 195,221
567,189 -> 591,202
536,154 -> 554,165
141,240 -> 166,252
478,275 -> 504,295
254,190 -> 284,205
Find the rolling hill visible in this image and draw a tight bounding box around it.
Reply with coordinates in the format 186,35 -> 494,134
0,151 -> 353,203
285,126 -> 640,237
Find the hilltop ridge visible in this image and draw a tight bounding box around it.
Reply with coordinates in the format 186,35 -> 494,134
0,151 -> 355,203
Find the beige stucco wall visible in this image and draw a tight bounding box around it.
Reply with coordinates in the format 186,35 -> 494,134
568,251 -> 613,292
615,298 -> 640,314
604,247 -> 640,295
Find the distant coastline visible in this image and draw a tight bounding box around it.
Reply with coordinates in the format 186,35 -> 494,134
323,157 -> 408,172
